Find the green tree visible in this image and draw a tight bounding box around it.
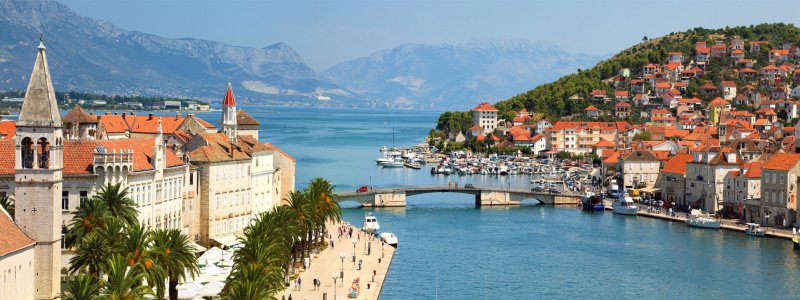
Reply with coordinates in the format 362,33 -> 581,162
94,183 -> 138,226
69,233 -> 113,280
65,199 -> 110,249
98,255 -> 153,300
61,274 -> 100,300
633,130 -> 652,141
0,194 -> 13,219
150,229 -> 200,300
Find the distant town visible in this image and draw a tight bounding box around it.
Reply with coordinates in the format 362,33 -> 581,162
434,32 -> 800,229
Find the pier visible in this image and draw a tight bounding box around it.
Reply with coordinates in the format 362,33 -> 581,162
335,185 -> 582,207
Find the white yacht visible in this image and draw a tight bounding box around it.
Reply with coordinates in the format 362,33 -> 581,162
363,213 -> 380,233
745,223 -> 766,236
376,156 -> 393,165
379,232 -> 398,247
685,210 -> 721,229
382,159 -> 404,168
612,193 -> 639,215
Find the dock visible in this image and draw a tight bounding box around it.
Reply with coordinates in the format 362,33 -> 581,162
603,200 -> 795,240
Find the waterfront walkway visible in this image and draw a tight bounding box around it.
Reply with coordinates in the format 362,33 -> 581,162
278,222 -> 395,300
603,200 -> 795,240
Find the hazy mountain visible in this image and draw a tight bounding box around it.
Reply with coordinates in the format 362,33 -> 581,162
0,0 -> 354,105
322,40 -> 604,109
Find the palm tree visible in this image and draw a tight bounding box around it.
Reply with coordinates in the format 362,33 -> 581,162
98,255 -> 153,300
65,199 -> 110,249
150,229 -> 199,300
69,233 -> 113,280
94,183 -> 138,226
307,177 -> 340,244
223,263 -> 281,300
61,274 -> 99,300
285,190 -> 315,267
0,194 -> 14,219
121,223 -> 165,296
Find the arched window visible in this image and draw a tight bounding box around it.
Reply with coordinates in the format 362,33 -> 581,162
21,137 -> 33,169
37,138 -> 50,169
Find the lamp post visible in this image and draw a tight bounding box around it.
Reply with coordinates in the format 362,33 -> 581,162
339,252 -> 346,280
332,272 -> 339,300
352,238 -> 358,266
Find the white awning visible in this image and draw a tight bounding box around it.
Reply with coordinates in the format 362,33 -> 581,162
640,187 -> 661,194
188,241 -> 207,254
211,234 -> 239,247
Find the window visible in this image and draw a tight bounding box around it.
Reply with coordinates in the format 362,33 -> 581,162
61,191 -> 69,211
189,173 -> 194,185
79,191 -> 88,206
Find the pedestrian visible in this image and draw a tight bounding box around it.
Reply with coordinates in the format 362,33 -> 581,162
298,277 -> 301,291
288,295 -> 292,300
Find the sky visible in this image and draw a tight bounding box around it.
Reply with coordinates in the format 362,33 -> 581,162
58,0 -> 800,72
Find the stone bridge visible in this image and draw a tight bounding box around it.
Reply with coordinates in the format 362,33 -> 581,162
334,185 -> 581,208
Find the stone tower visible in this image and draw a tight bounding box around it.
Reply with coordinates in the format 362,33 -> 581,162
221,82 -> 238,140
14,41 -> 63,299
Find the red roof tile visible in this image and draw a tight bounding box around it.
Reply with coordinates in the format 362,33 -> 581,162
223,82 -> 236,106
0,207 -> 34,257
661,153 -> 694,174
763,153 -> 800,171
472,102 -> 498,111
0,121 -> 15,139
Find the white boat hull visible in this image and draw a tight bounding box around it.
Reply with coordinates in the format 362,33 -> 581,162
685,218 -> 721,229
379,232 -> 398,247
613,206 -> 639,215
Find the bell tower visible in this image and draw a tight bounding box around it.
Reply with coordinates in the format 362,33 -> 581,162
221,82 -> 238,140
14,40 -> 63,299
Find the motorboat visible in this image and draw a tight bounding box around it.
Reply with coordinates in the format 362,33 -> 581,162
363,212 -> 380,233
612,193 -> 639,215
380,232 -> 398,247
745,223 -> 765,236
375,156 -> 393,165
382,159 -> 404,168
581,192 -> 605,212
685,210 -> 720,229
404,162 -> 421,169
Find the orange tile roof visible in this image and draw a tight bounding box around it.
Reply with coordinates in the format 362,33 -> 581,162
763,153 -> 800,171
469,124 -> 483,131
126,115 -> 185,134
594,139 -> 614,147
98,115 -> 130,133
615,101 -> 631,107
603,151 -> 621,164
63,141 -> 97,175
0,121 -> 15,139
661,153 -> 693,174
0,206 -> 34,256
187,133 -> 252,163
97,138 -> 185,171
472,102 -> 498,111
236,110 -> 260,126
743,162 -> 762,178
0,140 -> 14,174
709,97 -> 730,106
585,105 -> 599,111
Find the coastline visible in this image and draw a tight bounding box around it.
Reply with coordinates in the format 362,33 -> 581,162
603,201 -> 795,240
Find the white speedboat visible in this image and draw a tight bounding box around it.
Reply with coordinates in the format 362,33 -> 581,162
612,193 -> 639,215
382,159 -> 405,168
379,232 -> 398,247
363,212 -> 380,233
745,223 -> 765,236
685,210 -> 720,229
376,157 -> 393,165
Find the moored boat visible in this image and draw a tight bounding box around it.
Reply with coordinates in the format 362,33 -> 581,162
363,212 -> 380,233
382,159 -> 404,168
612,193 -> 638,215
379,232 -> 398,247
581,192 -> 605,212
685,210 -> 720,229
745,223 -> 765,236
404,162 -> 421,169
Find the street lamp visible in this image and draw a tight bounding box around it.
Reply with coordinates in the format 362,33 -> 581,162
332,272 -> 339,300
339,252 -> 346,280
352,238 -> 358,266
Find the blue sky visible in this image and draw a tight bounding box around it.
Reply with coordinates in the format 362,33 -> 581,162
59,0 -> 800,71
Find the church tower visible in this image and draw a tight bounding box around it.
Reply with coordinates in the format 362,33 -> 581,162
14,40 -> 63,299
221,82 -> 238,140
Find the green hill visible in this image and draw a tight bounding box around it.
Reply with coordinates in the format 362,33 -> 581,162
435,23 -> 800,134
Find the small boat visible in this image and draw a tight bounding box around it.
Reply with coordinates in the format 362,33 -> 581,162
382,159 -> 404,168
581,192 -> 605,212
612,193 -> 639,215
376,157 -> 393,165
379,232 -> 398,247
404,162 -> 421,169
685,210 -> 720,229
745,223 -> 765,236
363,213 -> 380,233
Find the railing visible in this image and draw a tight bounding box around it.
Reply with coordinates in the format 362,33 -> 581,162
93,148 -> 134,165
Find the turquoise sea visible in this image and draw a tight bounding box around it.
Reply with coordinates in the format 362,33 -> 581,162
192,106 -> 799,299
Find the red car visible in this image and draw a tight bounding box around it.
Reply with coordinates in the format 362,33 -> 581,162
356,185 -> 369,193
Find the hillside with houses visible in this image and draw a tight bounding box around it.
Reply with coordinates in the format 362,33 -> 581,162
431,23 -> 800,227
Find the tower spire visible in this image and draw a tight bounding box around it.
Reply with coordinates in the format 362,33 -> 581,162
19,38 -> 60,127
221,82 -> 238,140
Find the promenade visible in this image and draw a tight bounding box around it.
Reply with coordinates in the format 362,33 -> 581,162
278,222 -> 396,300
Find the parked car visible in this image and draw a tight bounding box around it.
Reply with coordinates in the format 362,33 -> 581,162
532,187 -> 545,192
356,185 -> 369,193
464,183 -> 476,189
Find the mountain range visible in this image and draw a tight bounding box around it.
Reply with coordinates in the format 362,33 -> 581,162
0,0 -> 604,109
